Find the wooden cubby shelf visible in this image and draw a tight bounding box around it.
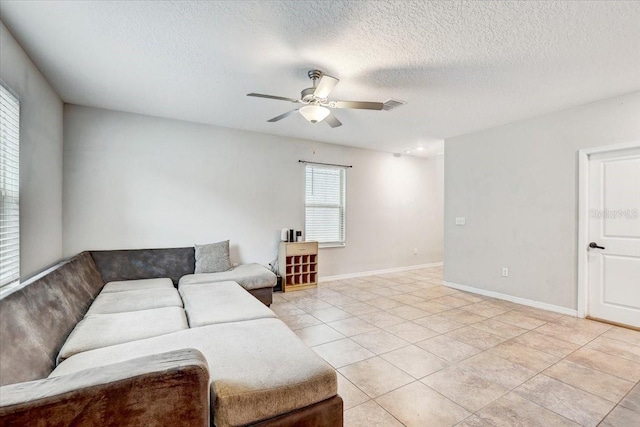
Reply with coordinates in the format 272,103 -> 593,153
278,241 -> 318,292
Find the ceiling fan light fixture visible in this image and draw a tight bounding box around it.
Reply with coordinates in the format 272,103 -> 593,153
299,105 -> 330,123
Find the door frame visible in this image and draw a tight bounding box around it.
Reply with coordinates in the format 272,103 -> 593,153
577,140 -> 640,318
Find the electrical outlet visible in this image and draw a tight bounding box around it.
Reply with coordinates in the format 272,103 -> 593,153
413,248 -> 418,255
501,267 -> 509,277
455,217 -> 466,225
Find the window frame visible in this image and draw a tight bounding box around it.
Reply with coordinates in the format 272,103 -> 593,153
304,163 -> 347,248
0,82 -> 20,289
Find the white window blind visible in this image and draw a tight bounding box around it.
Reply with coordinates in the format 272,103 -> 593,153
0,84 -> 19,288
305,164 -> 346,247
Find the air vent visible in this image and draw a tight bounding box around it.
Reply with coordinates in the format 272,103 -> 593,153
383,99 -> 406,111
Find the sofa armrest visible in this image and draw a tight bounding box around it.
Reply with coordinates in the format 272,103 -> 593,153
0,349 -> 210,427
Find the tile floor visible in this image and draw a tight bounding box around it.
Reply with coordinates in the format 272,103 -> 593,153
271,266 -> 640,427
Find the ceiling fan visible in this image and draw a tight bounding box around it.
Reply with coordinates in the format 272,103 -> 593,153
247,70 -> 403,128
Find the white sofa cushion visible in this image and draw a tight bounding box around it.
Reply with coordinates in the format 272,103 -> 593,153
57,307 -> 188,363
101,278 -> 174,293
50,318 -> 337,427
179,281 -> 276,327
179,263 -> 276,291
86,288 -> 183,315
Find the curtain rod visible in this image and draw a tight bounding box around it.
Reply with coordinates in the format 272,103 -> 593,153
298,160 -> 353,168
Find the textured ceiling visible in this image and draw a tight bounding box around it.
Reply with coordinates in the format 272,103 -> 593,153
1,1 -> 639,156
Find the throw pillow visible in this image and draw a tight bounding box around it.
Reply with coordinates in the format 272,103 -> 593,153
195,240 -> 232,273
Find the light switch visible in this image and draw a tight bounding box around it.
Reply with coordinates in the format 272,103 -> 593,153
455,217 -> 466,226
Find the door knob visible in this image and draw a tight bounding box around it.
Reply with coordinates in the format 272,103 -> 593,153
589,242 -> 605,250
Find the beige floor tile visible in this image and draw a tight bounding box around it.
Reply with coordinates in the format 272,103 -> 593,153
340,302 -> 380,316
385,321 -> 440,343
312,338 -> 374,368
358,311 -> 405,328
350,329 -> 409,355
512,306 -> 564,322
485,340 -> 560,372
277,313 -> 323,330
409,289 -> 443,300
414,314 -> 466,333
292,297 -> 334,312
421,365 -> 508,411
472,392 -> 580,426
416,334 -> 482,363
389,294 -> 425,305
270,302 -> 306,316
339,357 -> 414,398
327,317 -> 378,336
457,352 -> 536,389
543,359 -> 635,402
459,301 -> 509,318
599,405 -> 640,427
512,330 -> 580,357
431,295 -> 472,309
410,300 -> 452,314
469,318 -> 528,339
376,381 -> 470,427
453,292 -> 485,303
446,326 -> 507,350
337,372 -> 369,410
385,305 -> 430,320
585,335 -> 640,363
344,400 -> 403,427
621,383 -> 640,412
514,374 -> 615,427
566,347 -> 640,381
491,311 -> 547,329
381,345 -> 449,379
346,290 -> 380,302
603,326 -> 640,346
309,307 -> 352,322
439,309 -> 488,325
367,297 -> 404,310
392,284 -> 423,293
536,323 -> 599,345
319,294 -> 359,307
295,323 -> 345,347
552,316 -> 613,335
368,287 -> 405,297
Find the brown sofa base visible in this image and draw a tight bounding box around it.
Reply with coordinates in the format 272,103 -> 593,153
248,287 -> 273,306
251,395 -> 343,427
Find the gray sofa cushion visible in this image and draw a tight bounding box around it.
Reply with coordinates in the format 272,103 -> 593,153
179,263 -> 276,291
101,278 -> 174,293
50,319 -> 337,427
194,240 -> 232,274
179,281 -> 276,327
86,288 -> 183,315
57,307 -> 188,363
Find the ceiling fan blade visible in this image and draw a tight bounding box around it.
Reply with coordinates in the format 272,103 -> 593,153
324,112 -> 342,128
313,75 -> 339,98
332,100 -> 384,110
267,109 -> 298,122
247,93 -> 300,103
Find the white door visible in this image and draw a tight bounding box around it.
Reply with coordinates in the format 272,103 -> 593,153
587,147 -> 640,328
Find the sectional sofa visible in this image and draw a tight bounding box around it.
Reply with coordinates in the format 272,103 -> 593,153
0,249 -> 343,426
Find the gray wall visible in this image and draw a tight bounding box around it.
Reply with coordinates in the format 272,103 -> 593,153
0,21 -> 64,280
444,91 -> 640,310
63,105 -> 444,277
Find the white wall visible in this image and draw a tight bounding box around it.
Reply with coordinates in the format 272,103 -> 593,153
444,91 -> 640,310
0,21 -> 64,280
63,105 -> 443,277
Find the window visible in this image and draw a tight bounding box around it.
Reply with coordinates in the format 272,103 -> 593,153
0,84 -> 19,288
305,164 -> 346,247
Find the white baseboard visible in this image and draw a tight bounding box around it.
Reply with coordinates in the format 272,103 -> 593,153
443,281 -> 578,317
319,262 -> 443,283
